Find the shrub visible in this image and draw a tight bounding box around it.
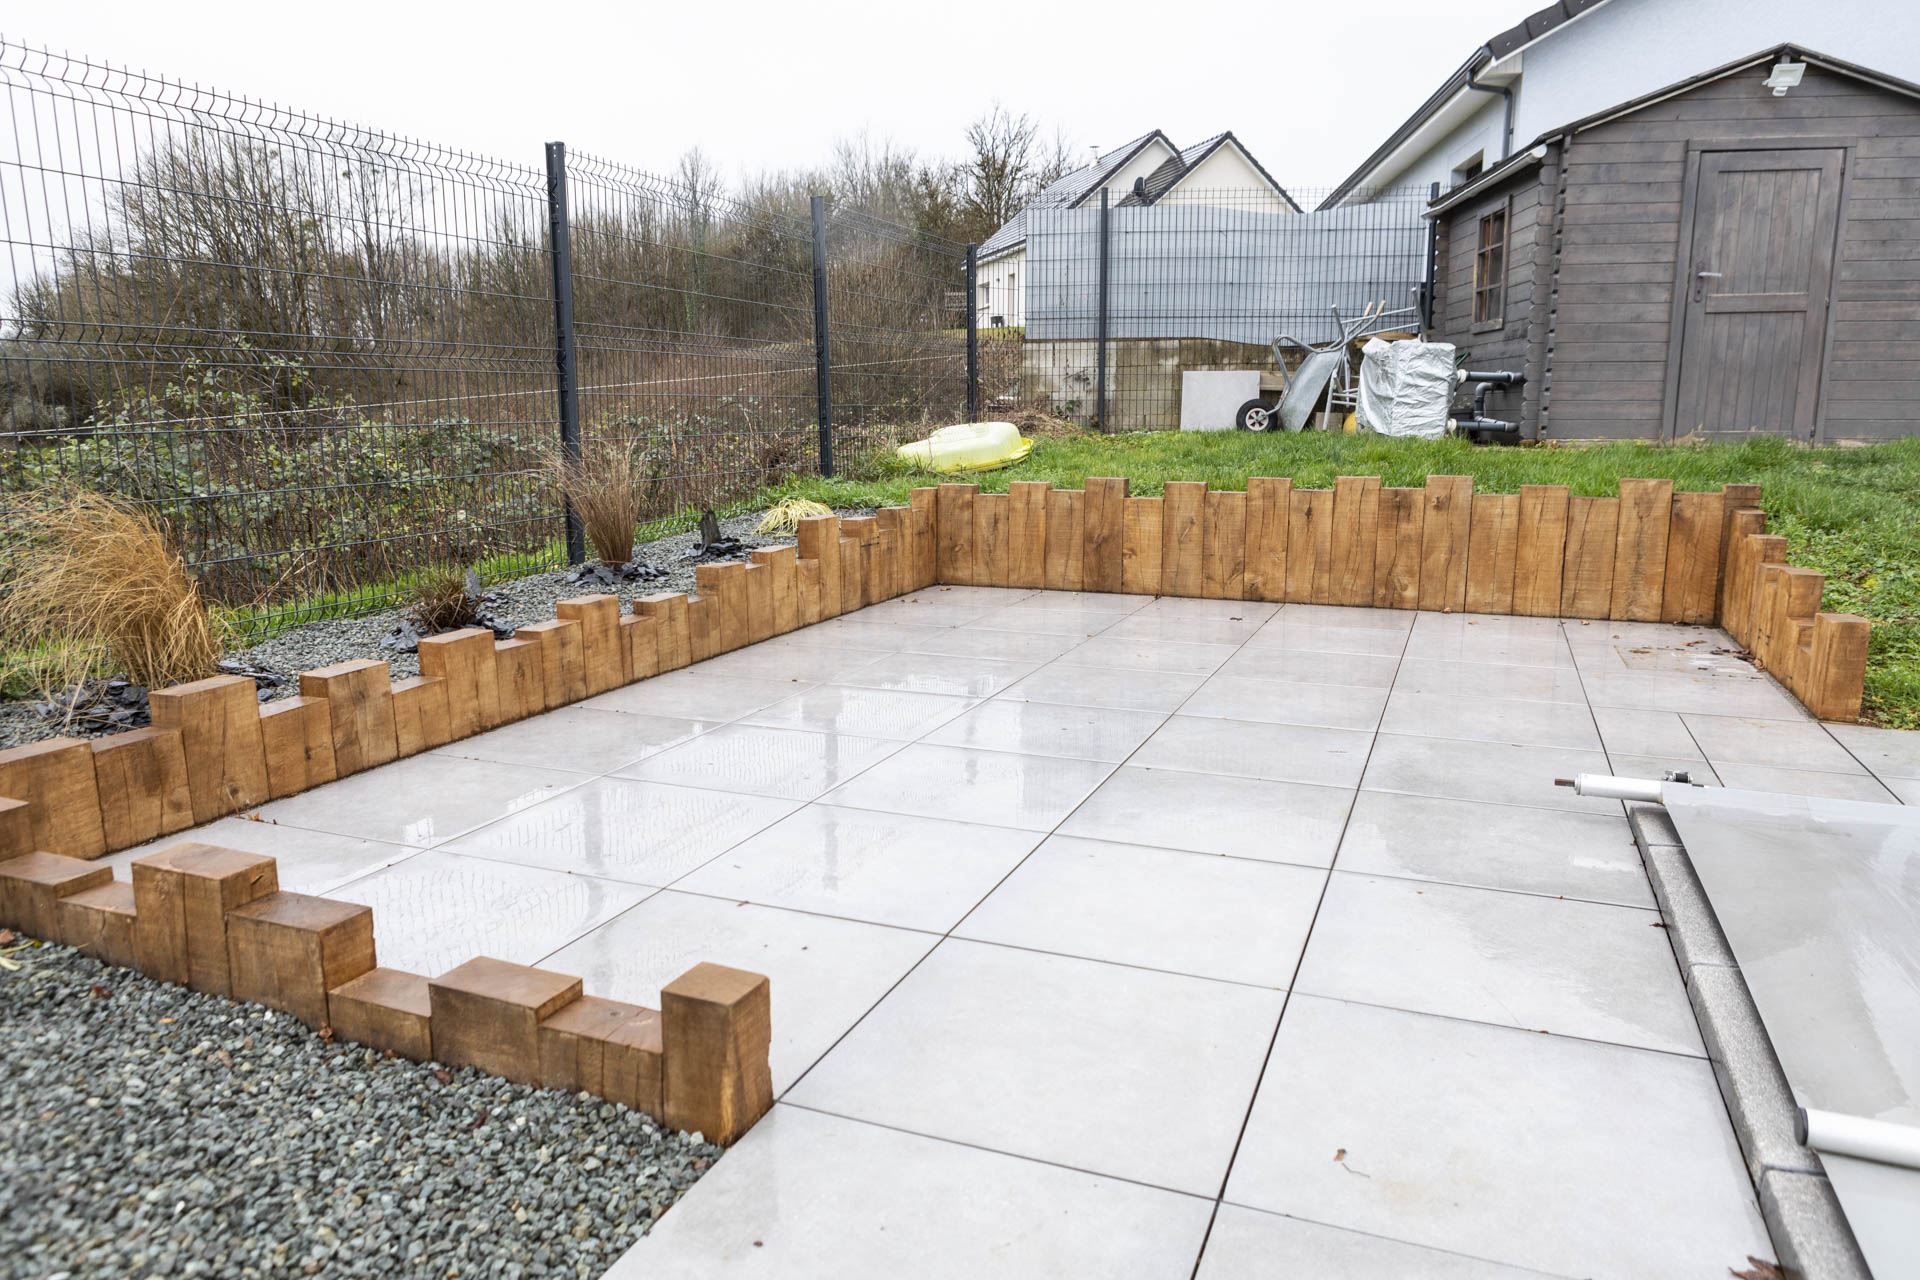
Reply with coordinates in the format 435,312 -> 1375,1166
0,489 -> 224,693
546,438 -> 648,566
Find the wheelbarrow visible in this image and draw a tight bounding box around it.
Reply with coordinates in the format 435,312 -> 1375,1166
1236,301 -> 1422,432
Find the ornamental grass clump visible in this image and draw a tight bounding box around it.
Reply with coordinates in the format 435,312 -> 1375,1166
0,489 -> 224,694
755,498 -> 833,536
546,439 -> 647,567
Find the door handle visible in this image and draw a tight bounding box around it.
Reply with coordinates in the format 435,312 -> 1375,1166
1693,269 -> 1722,303
1696,271 -> 1724,279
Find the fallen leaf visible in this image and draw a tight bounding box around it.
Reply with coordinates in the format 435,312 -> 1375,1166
0,929 -> 14,945
1333,1148 -> 1346,1162
433,1069 -> 452,1085
158,1016 -> 176,1024
89,984 -> 112,999
1730,1258 -> 1785,1280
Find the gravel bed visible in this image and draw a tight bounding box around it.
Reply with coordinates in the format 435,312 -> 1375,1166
0,508 -> 869,747
0,938 -> 722,1279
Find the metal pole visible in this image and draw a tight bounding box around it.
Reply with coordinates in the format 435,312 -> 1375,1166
965,243 -> 980,422
1095,189 -> 1110,432
810,194 -> 834,478
544,140 -> 586,565
1422,181 -> 1442,336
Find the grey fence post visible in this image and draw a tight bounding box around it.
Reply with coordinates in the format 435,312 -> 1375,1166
1095,188 -> 1111,432
810,195 -> 834,479
544,140 -> 586,565
1422,181 -> 1441,335
965,243 -> 980,422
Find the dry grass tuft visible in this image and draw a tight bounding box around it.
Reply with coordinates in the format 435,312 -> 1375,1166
547,439 -> 647,566
408,564 -> 483,634
0,489 -> 224,694
756,498 -> 834,535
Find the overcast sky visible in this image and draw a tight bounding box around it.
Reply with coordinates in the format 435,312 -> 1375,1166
14,0 -> 1535,192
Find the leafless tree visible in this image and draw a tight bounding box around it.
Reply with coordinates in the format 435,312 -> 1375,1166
960,105 -> 1078,243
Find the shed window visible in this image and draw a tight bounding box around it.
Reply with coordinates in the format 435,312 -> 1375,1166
1473,208 -> 1507,328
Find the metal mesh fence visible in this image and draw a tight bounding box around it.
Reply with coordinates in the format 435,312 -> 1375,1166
978,186 -> 1432,430
0,41 -> 970,643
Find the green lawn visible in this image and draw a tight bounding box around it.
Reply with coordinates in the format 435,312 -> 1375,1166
754,431 -> 1920,728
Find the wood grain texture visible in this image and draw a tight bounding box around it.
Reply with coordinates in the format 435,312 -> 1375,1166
1716,513 -> 1766,641
838,538 -> 864,616
1464,494 -> 1520,615
635,594 -> 691,671
0,738 -> 105,859
1734,534 -> 1788,650
131,843 -> 279,994
1513,485 -> 1571,617
298,659 -> 399,777
1329,477 -> 1381,607
619,615 -> 662,682
1244,477 -> 1292,603
390,676 -> 451,758
493,638 -> 547,723
1660,490 -> 1726,624
328,967 -> 434,1062
416,628 -> 502,737
1610,478 -> 1674,621
750,546 -> 800,635
1716,484 -> 1763,613
1122,497 -> 1163,596
973,494 -> 1011,588
258,696 -> 337,799
1202,490 -> 1247,600
908,488 -> 938,589
516,619 -> 586,707
148,675 -> 269,828
661,962 -> 774,1146
90,727 -> 193,849
225,890 -> 375,1028
538,996 -> 663,1117
54,880 -> 136,967
1373,487 -> 1425,610
687,596 -> 717,664
1009,482 -> 1051,589
936,485 -> 977,586
1560,497 -> 1620,619
1803,613 -> 1871,722
1044,490 -> 1085,590
1160,482 -> 1207,598
1417,476 -> 1474,612
430,956 -> 583,1086
0,798 -> 29,861
694,564 -> 750,654
556,595 -> 625,692
797,560 -> 824,626
0,850 -> 111,939
1285,489 -> 1333,604
1082,477 -> 1129,593
795,516 -> 844,618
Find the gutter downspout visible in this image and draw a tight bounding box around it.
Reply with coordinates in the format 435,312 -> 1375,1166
1466,46 -> 1515,161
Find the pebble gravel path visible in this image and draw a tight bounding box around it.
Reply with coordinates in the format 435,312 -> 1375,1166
0,940 -> 722,1279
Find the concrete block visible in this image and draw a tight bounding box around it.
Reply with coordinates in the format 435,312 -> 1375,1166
1756,1168 -> 1871,1280
1179,370 -> 1260,432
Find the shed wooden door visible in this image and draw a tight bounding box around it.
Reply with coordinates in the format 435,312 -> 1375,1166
1671,148 -> 1844,441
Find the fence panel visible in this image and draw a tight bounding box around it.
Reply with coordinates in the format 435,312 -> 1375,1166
0,44 -> 560,638
992,186 -> 1431,431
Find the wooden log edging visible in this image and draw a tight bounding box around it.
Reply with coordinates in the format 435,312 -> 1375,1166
0,844 -> 773,1145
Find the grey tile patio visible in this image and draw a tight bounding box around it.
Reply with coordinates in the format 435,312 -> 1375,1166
441,777 -> 799,885
1361,734 -> 1616,813
1176,674 -> 1389,731
254,754 -> 585,847
617,724 -> 904,801
1241,619 -> 1411,657
1380,689 -> 1602,751
609,1105 -> 1215,1280
1390,657 -> 1591,705
430,705 -> 716,772
1058,634 -> 1241,675
998,663 -> 1209,711
1825,721 -> 1920,779
107,819 -> 424,896
545,890 -> 936,1092
329,849 -> 652,978
1225,995 -> 1769,1279
836,650 -> 1040,696
820,743 -> 1115,830
1294,873 -> 1702,1055
788,938 -> 1284,1195
921,699 -> 1167,762
1196,1205 -> 1558,1279
580,670 -> 813,720
1590,706 -> 1708,759
955,835 -> 1325,986
1131,717 -> 1373,788
1217,647 -> 1401,688
1710,764 -> 1899,803
674,804 -> 1039,932
1059,766 -> 1353,866
1681,712 -> 1871,774
739,684 -> 977,740
1336,791 -> 1650,906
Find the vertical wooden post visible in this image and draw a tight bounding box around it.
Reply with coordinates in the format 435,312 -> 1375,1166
636,594 -> 692,671
750,546 -> 799,636
557,595 -> 625,693
661,962 -> 773,1146
1513,484 -> 1571,617
417,628 -> 503,738
1560,497 -> 1621,620
1044,490 -> 1085,590
1008,481 -> 1052,589
1328,477 -> 1381,607
908,487 -> 939,590
1803,614 -> 1871,722
1464,494 -> 1519,615
1244,477 -> 1292,603
1160,482 -> 1207,598
298,660 -> 400,778
1373,487 -> 1425,611
390,676 -> 452,757
1660,491 -> 1727,625
1285,489 -> 1334,604
0,738 -> 107,859
1082,477 -> 1129,593
1610,478 -> 1674,622
1417,476 -> 1473,613
796,516 -> 844,616
90,728 -> 193,850
1122,496 -> 1163,596
1201,489 -> 1247,600
148,675 -> 270,827
937,485 -> 978,586
973,494 -> 1011,588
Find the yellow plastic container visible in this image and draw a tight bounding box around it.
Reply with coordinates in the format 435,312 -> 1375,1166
894,421 -> 1033,473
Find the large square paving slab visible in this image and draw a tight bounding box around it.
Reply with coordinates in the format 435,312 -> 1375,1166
214,588 -> 1876,1277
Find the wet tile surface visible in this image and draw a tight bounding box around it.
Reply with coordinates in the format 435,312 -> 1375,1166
233,589 -> 1855,1279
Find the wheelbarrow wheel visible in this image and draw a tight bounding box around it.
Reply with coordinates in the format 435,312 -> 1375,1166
1236,398 -> 1277,432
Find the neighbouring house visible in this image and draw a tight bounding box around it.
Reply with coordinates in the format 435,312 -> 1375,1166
1326,0 -> 1920,442
975,130 -> 1295,328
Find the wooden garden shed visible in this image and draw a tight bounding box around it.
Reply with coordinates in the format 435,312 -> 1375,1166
1428,46 -> 1920,443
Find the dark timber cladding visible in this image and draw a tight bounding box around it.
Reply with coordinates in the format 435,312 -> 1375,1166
1426,48 -> 1920,443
